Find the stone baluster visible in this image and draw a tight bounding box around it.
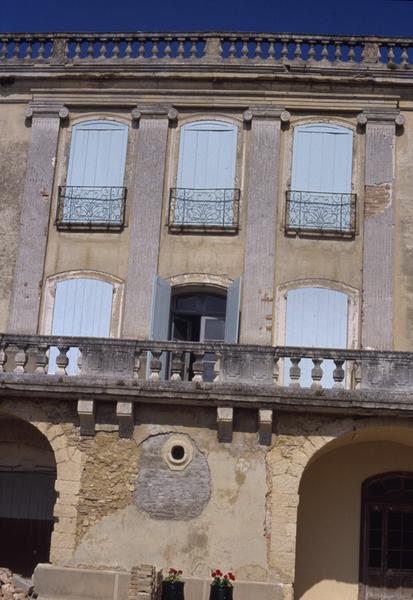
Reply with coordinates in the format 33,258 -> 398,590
35,344 -> 48,374
401,44 -> 409,68
112,38 -> 120,59
273,355 -> 279,385
138,37 -> 146,59
281,39 -> 289,62
176,37 -> 185,59
0,343 -> 7,372
14,346 -> 28,373
308,40 -> 316,61
125,37 -> 133,59
357,109 -> 404,350
268,38 -> 276,60
8,101 -> 68,334
289,357 -> 301,388
13,38 -> 21,59
294,39 -> 302,60
240,107 -> 290,344
55,346 -> 69,375
0,38 -> 8,60
73,38 -> 81,60
333,358 -> 345,388
38,38 -> 46,60
254,38 -> 262,59
24,38 -> 33,60
149,351 -> 163,381
151,37 -> 159,59
86,38 -> 94,59
164,37 -> 172,59
241,37 -> 249,59
99,37 -> 107,59
170,351 -> 184,381
387,44 -> 395,67
228,37 -> 237,58
334,40 -> 342,62
321,39 -> 329,61
123,105 -> 177,338
192,351 -> 205,383
311,358 -> 323,389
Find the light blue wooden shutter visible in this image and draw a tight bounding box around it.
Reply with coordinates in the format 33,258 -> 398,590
148,276 -> 171,379
224,277 -> 241,343
284,287 -> 348,387
290,124 -> 353,230
67,120 -> 128,188
64,120 -> 128,225
49,278 -> 114,374
175,120 -> 238,226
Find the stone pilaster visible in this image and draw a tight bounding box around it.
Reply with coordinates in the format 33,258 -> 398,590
240,107 -> 290,344
357,109 -> 404,350
8,101 -> 68,334
122,105 -> 177,339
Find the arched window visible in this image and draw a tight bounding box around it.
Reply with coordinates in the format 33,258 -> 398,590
57,120 -> 128,230
169,120 -> 239,230
284,287 -> 348,386
361,473 -> 413,597
286,123 -> 355,235
49,277 -> 114,374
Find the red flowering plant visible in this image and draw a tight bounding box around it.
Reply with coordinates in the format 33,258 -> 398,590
164,568 -> 183,583
211,569 -> 235,587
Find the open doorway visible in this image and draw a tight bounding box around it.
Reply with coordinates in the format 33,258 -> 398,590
0,417 -> 57,576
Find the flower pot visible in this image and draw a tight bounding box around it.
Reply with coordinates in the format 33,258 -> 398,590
209,585 -> 233,600
161,580 -> 185,600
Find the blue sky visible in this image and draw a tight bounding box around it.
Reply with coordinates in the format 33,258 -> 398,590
2,0 -> 413,36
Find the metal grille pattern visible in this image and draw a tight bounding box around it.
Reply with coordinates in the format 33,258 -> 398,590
285,190 -> 356,235
56,186 -> 126,230
169,188 -> 240,231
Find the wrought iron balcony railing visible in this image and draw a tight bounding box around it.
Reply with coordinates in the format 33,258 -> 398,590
168,188 -> 240,232
56,185 -> 127,231
285,190 -> 357,236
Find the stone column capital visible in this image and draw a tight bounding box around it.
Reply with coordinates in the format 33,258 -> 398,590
243,106 -> 291,123
131,104 -> 178,122
357,108 -> 404,128
25,101 -> 69,120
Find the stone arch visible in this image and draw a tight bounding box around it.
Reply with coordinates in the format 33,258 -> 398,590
266,417 -> 413,600
0,400 -> 82,566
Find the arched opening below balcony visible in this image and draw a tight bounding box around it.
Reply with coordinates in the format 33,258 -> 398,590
0,416 -> 57,577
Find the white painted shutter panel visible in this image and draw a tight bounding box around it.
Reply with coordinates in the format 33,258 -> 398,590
67,120 -> 128,187
148,276 -> 172,379
284,287 -> 348,387
224,277 -> 241,343
177,121 -> 237,189
290,124 -> 353,230
291,124 -> 352,193
49,278 -> 113,374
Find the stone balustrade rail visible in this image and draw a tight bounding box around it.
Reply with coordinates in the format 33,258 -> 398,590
2,32 -> 413,72
0,333 -> 411,392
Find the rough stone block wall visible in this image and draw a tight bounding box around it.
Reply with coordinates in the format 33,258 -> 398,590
76,432 -> 139,541
128,565 -> 160,600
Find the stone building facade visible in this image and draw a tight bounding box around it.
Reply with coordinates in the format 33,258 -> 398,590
1,31 -> 413,600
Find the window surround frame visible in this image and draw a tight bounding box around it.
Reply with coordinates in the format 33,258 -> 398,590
53,114 -> 134,232
281,116 -> 361,238
274,279 -> 360,386
165,113 -> 245,234
40,270 -> 124,338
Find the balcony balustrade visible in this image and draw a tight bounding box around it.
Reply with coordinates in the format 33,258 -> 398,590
2,33 -> 413,73
168,188 -> 240,232
285,190 -> 357,236
0,334 -> 412,394
56,186 -> 127,231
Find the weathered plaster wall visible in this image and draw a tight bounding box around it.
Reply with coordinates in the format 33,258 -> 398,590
71,407 -> 269,583
0,104 -> 30,331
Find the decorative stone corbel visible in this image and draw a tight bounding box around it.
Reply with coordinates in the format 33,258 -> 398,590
116,400 -> 134,438
77,399 -> 95,436
217,407 -> 233,443
243,106 -> 291,123
131,104 -> 178,122
25,101 -> 69,120
357,108 -> 404,128
258,409 -> 273,445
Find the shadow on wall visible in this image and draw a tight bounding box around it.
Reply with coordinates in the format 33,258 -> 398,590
294,432 -> 413,600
